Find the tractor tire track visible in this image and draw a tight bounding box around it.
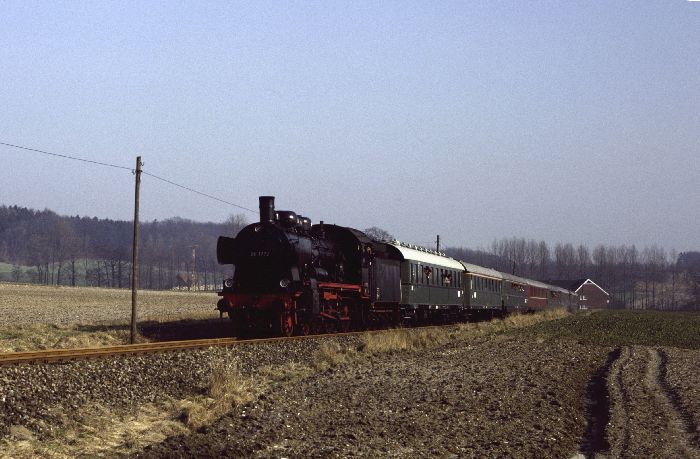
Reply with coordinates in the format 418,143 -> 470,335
604,346 -> 699,459
648,348 -> 700,455
606,346 -> 633,458
578,347 -> 619,459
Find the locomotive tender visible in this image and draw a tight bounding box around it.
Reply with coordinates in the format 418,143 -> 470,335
216,196 -> 578,336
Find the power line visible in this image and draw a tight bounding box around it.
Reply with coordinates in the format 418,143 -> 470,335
0,141 -> 132,171
141,171 -> 257,214
1,140 -> 257,214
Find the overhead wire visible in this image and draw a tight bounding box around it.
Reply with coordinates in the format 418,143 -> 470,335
0,141 -> 132,171
141,171 -> 257,214
0,141 -> 256,214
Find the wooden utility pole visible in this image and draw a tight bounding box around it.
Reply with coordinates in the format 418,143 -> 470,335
130,156 -> 142,344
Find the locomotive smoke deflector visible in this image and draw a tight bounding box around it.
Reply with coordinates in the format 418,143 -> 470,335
259,196 -> 275,223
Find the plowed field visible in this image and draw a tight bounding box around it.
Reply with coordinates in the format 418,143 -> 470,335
1,309 -> 698,458
135,336 -> 608,458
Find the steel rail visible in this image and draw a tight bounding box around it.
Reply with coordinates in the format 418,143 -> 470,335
0,326 -> 449,366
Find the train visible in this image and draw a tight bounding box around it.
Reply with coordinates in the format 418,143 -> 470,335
216,196 -> 578,336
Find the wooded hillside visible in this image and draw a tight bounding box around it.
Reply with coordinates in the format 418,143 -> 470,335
0,205 -> 247,290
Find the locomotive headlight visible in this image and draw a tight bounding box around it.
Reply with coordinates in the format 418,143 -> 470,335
279,279 -> 290,288
224,279 -> 233,288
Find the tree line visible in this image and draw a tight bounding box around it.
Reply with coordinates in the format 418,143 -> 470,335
0,205 -> 247,290
1,205 -> 698,309
445,238 -> 700,311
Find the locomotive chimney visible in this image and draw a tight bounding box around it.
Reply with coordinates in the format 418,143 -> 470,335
259,196 -> 275,223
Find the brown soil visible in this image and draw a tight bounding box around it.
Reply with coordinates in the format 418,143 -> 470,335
606,346 -> 700,458
665,347 -> 700,446
135,335 -> 608,458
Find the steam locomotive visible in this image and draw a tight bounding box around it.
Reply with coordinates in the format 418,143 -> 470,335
216,196 -> 578,336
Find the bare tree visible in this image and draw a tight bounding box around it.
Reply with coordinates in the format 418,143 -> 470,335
524,240 -> 539,278
225,214 -> 248,236
364,227 -> 394,241
554,243 -> 576,279
537,240 -> 550,279
592,245 -> 608,284
576,244 -> 591,278
669,248 -> 678,309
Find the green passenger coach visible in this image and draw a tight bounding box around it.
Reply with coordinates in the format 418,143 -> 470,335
385,242 -> 465,321
501,272 -> 529,313
461,262 -> 504,313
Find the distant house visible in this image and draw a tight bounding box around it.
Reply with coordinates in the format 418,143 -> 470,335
544,278 -> 610,309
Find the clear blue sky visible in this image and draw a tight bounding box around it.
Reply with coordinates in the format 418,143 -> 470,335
1,1 -> 698,252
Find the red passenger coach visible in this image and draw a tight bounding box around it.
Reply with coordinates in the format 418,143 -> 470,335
527,281 -> 549,311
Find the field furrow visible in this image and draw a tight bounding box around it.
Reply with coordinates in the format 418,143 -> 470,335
606,346 -> 700,459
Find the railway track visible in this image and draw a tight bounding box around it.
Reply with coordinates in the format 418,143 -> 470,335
0,326 -> 444,366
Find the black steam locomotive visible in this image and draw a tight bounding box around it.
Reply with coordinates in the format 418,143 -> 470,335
216,196 -> 578,336
216,196 -> 401,336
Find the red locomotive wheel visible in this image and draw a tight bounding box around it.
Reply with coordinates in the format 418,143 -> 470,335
296,319 -> 311,336
340,304 -> 351,332
280,310 -> 294,337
